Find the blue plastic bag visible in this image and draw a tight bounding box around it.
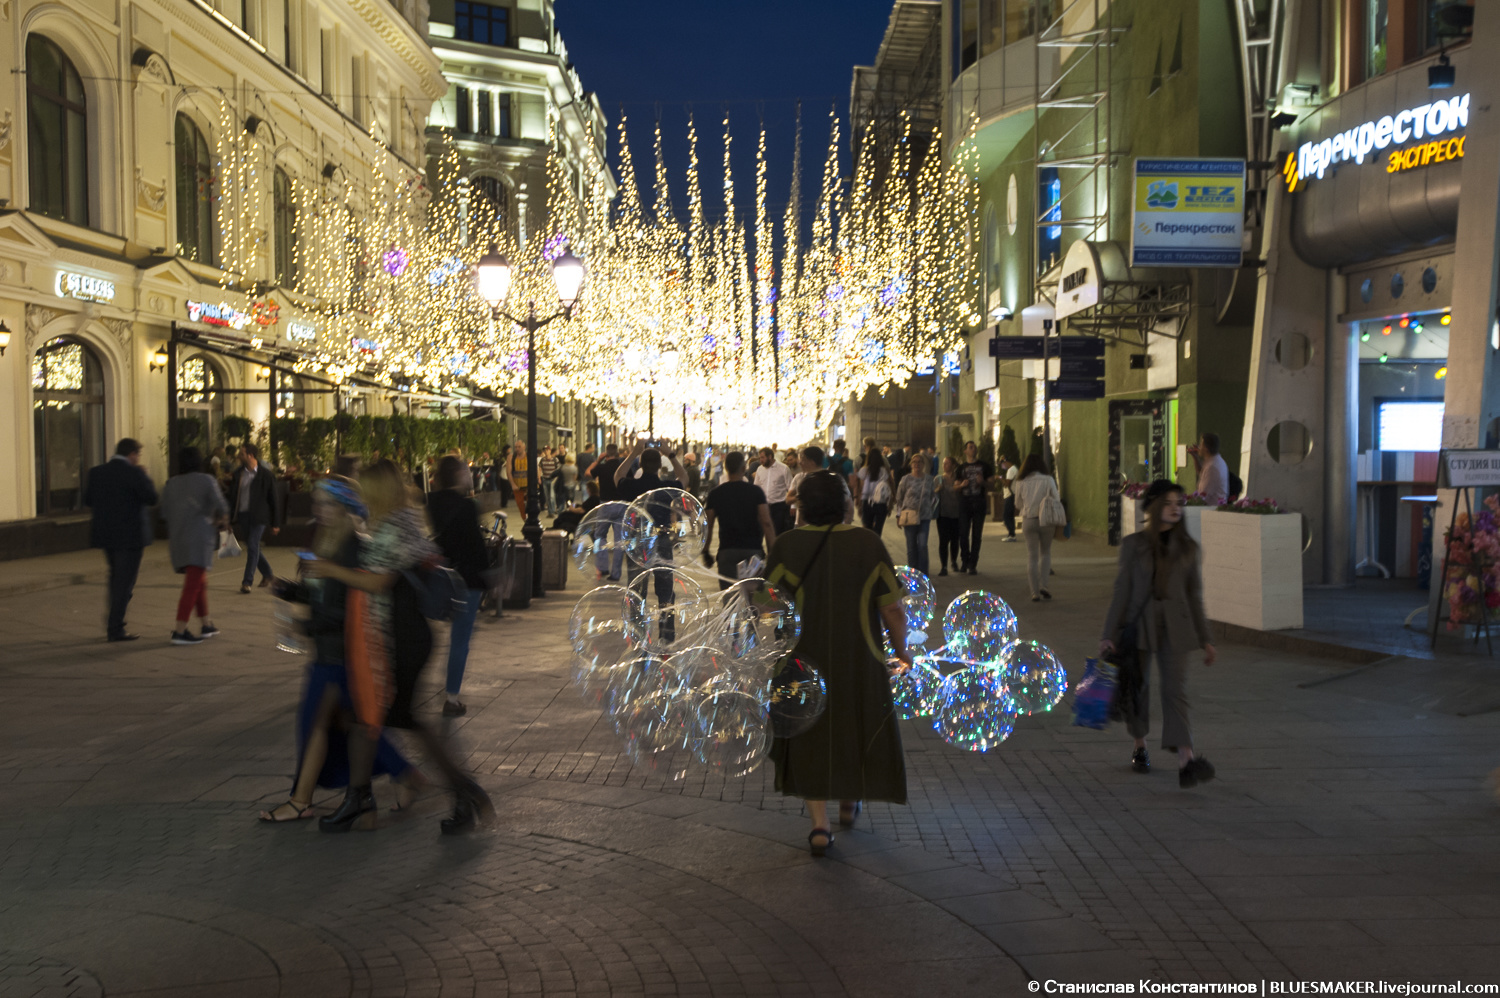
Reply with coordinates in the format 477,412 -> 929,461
1071,657 -> 1117,730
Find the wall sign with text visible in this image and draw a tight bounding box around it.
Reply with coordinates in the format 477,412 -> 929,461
1130,158 -> 1245,268
1284,93 -> 1469,191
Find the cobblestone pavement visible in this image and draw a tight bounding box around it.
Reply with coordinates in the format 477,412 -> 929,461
1,523 -> 1498,995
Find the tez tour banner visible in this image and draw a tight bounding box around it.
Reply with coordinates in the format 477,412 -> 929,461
1130,159 -> 1245,268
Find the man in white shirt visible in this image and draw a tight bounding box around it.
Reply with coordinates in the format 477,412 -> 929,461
1189,432 -> 1231,505
754,447 -> 794,534
999,456 -> 1021,542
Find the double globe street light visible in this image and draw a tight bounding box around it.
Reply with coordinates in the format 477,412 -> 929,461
473,245 -> 586,599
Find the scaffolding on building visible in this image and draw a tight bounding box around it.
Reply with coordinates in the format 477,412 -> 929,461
850,0 -> 944,172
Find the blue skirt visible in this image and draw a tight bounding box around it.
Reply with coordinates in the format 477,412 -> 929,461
296,660 -> 412,790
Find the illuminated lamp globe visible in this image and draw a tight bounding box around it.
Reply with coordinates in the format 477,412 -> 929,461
473,244 -> 512,309
552,250 -> 586,309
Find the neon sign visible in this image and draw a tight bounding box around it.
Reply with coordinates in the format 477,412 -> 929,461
1286,93 -> 1469,191
286,321 -> 316,344
186,300 -> 252,330
55,271 -> 115,303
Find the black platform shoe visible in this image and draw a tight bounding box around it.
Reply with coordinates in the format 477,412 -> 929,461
319,785 -> 376,832
1179,756 -> 1217,789
440,781 -> 495,835
1131,747 -> 1150,773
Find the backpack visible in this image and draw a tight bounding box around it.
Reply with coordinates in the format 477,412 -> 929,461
401,564 -> 467,621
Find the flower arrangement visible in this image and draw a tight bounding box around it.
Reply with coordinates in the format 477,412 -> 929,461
1118,480 -> 1150,499
1183,492 -> 1215,507
1442,495 -> 1500,628
1215,496 -> 1283,515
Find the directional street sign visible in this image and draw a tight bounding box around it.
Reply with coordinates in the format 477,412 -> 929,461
1056,337 -> 1106,358
989,337 -> 1046,359
1047,379 -> 1106,401
1058,356 -> 1106,380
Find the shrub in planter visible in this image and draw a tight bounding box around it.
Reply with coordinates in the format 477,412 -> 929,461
221,415 -> 253,443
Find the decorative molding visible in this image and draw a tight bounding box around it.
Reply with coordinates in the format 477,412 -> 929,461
103,318 -> 133,345
149,295 -> 168,313
25,304 -> 64,349
135,168 -> 167,213
0,109 -> 12,152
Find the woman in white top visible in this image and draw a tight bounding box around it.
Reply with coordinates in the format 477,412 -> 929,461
855,450 -> 893,535
1012,453 -> 1061,601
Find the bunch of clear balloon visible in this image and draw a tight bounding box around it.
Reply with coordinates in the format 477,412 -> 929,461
887,568 -> 1069,753
567,486 -> 826,780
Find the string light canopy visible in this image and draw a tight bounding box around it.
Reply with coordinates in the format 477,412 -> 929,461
272,109 -> 978,442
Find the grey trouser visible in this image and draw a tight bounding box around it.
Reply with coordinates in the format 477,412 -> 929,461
1022,517 -> 1052,596
1121,601 -> 1193,750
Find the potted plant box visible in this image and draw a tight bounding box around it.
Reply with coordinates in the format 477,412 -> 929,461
1199,504 -> 1303,631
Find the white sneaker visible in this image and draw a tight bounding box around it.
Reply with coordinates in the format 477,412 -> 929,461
1001,536 -> 1018,543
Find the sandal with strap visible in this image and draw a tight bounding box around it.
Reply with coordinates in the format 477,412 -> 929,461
258,799 -> 314,823
838,802 -> 862,828
808,827 -> 834,857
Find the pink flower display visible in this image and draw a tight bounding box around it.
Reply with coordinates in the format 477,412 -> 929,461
1442,495 -> 1500,628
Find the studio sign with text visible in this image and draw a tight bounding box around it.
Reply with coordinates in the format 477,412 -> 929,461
55,271 -> 116,303
1286,92 -> 1469,190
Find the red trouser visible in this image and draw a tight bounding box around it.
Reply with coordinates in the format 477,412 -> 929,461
176,565 -> 209,621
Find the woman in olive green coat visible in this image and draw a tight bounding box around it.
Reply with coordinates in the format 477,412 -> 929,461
766,470 -> 913,857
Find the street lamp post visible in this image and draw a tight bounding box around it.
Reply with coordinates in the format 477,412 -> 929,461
473,244 -> 585,600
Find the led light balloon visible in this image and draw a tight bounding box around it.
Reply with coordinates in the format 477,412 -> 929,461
572,503 -> 647,575
716,578 -> 801,663
627,568 -> 707,650
894,565 -> 937,632
1007,640 -> 1068,715
889,656 -> 945,719
933,665 -> 1019,752
626,488 -> 704,568
765,654 -> 827,738
942,590 -> 1018,662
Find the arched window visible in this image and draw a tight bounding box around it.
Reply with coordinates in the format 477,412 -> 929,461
32,336 -> 106,515
273,167 -> 296,286
177,354 -> 224,448
26,35 -> 88,226
473,175 -> 508,230
175,114 -> 215,264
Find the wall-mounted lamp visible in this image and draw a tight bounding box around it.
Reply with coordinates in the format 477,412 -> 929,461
256,365 -> 272,382
0,321 -> 10,356
1430,52 -> 1456,89
149,345 -> 169,372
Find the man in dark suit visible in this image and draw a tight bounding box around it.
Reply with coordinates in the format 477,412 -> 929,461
228,442 -> 282,594
83,438 -> 159,642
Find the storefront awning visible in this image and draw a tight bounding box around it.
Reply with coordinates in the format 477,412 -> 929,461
1053,240 -> 1192,335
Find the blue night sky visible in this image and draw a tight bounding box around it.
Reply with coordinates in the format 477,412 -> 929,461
556,0 -> 897,232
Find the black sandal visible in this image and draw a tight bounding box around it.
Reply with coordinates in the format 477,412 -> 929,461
258,799 -> 313,823
808,828 -> 834,857
838,802 -> 862,828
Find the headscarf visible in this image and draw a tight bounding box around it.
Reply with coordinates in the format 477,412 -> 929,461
316,476 -> 368,519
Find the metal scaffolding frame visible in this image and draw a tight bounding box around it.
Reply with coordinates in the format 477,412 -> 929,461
850,0 -> 944,165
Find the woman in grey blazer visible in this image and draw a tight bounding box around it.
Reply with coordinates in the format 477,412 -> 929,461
1099,479 -> 1218,788
160,447 -> 229,645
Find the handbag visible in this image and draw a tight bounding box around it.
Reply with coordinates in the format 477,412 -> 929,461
897,508 -> 920,527
1106,618 -> 1146,723
1039,487 -> 1067,528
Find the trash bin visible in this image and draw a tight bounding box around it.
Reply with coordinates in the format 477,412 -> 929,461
502,538 -> 534,610
541,530 -> 569,590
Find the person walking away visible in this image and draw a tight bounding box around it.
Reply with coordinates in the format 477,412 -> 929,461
1013,455 -> 1061,601
791,446 -> 850,525
933,457 -> 962,576
855,450 -> 893,534
753,447 -> 794,535
702,451 -> 777,589
998,455 -> 1020,542
589,443 -> 626,581
84,438 -> 160,642
493,445 -> 513,506
765,471 -> 912,856
160,447 -> 229,644
1099,479 -> 1218,788
828,440 -> 854,480
510,441 -> 529,513
305,461 -> 493,833
894,454 -> 936,575
559,452 -> 579,507
955,441 -> 994,575
230,443 -> 282,593
1187,432 -> 1230,505
537,446 -> 560,515
615,444 -> 678,640
427,456 -> 488,718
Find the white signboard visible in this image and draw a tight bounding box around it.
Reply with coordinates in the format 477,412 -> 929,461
1054,239 -> 1101,320
1439,449 -> 1500,488
1131,158 -> 1245,268
55,271 -> 116,303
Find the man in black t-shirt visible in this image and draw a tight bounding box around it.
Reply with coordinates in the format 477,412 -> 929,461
956,440 -> 995,575
702,451 -> 777,590
616,445 -> 678,641
585,443 -> 625,580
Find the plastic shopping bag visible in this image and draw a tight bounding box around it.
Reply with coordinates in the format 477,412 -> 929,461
1071,657 -> 1117,730
218,529 -> 242,558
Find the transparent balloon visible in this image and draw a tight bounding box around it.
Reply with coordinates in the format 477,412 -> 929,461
1007,640 -> 1069,715
889,656 -> 945,719
572,502 -> 647,576
693,682 -> 770,777
626,567 -> 708,651
933,666 -> 1019,752
626,488 -> 705,568
617,689 -> 697,780
894,565 -> 937,632
713,579 -> 802,664
942,590 -> 1018,663
765,654 -> 827,738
